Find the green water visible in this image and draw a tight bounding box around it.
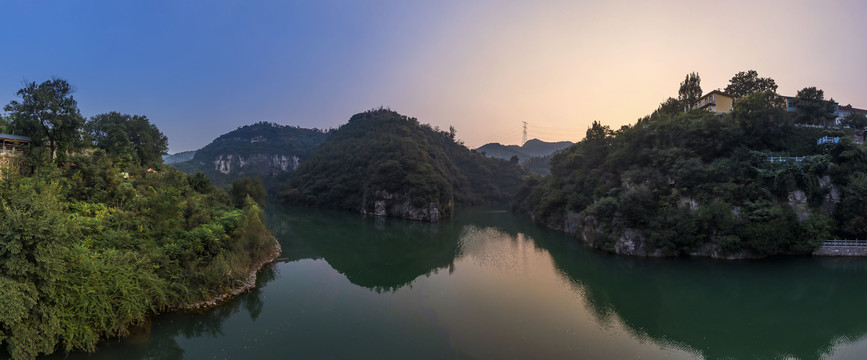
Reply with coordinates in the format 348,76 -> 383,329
49,206 -> 867,360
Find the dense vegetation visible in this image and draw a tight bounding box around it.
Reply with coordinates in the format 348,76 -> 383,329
281,109 -> 526,219
173,122 -> 329,187
0,79 -> 277,359
516,71 -> 865,257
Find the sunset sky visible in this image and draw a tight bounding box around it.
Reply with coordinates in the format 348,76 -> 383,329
2,1 -> 866,152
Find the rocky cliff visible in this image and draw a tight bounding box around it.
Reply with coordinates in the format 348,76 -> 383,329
171,122 -> 328,186
212,154 -> 301,176
360,190 -> 451,222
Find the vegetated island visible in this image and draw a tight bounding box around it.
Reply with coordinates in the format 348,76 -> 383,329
279,108 -> 526,221
0,79 -> 280,360
515,70 -> 867,259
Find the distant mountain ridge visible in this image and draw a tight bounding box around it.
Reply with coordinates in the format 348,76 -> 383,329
171,122 -> 328,186
163,150 -> 196,164
475,138 -> 573,162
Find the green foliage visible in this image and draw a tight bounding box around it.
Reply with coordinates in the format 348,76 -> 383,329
517,100 -> 864,256
0,142 -> 275,360
731,91 -> 791,149
678,72 -> 702,107
173,122 -> 329,188
231,177 -> 267,208
87,112 -> 168,168
840,113 -> 867,130
793,87 -> 837,126
282,109 -> 526,218
657,97 -> 684,115
0,114 -> 8,133
724,70 -> 778,99
4,78 -> 85,163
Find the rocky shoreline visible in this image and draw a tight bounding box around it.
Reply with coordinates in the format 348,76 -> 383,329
176,239 -> 283,311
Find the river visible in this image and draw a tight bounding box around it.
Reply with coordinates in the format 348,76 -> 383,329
48,206 -> 867,359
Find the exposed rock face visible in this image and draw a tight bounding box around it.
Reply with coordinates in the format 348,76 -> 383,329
361,190 -> 448,222
788,190 -> 809,222
213,154 -> 301,176
549,204 -> 760,259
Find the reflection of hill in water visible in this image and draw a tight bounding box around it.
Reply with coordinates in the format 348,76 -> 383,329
528,229 -> 867,360
266,206 -> 467,292
267,205 -> 867,359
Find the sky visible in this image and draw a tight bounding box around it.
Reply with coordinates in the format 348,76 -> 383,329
1,0 -> 866,153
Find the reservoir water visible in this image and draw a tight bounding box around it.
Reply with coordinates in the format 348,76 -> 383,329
50,206 -> 867,359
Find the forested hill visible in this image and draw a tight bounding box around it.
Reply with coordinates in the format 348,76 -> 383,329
173,122 -> 328,186
0,78 -> 278,359
280,109 -> 527,221
515,91 -> 867,259
476,138 -> 573,161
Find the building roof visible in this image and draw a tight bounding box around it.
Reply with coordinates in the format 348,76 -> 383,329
0,134 -> 32,142
839,105 -> 867,114
697,90 -> 734,100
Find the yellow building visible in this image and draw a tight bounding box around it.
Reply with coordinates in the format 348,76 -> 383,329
692,90 -> 735,114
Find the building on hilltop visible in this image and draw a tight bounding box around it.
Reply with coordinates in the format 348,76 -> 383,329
837,104 -> 867,121
692,90 -> 735,114
781,96 -> 840,120
0,133 -> 31,155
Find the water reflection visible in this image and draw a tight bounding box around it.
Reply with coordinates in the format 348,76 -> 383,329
266,205 -> 463,292
45,265 -> 281,360
39,206 -> 867,360
528,224 -> 867,360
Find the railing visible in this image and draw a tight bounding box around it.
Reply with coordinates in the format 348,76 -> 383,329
767,156 -> 808,163
821,240 -> 867,247
817,136 -> 840,145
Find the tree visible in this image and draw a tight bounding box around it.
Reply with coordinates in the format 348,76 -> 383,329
724,70 -> 778,99
793,87 -> 837,126
4,78 -> 85,161
731,91 -> 790,149
231,177 -> 267,208
841,113 -> 867,142
840,113 -> 867,130
0,114 -> 8,133
657,97 -> 684,115
678,72 -> 702,109
87,112 -> 168,167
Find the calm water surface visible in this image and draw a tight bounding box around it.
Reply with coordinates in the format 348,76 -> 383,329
50,206 -> 867,359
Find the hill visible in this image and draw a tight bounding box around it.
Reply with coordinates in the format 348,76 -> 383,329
280,109 -> 527,221
476,139 -> 573,176
519,139 -> 574,157
515,91 -> 866,258
163,150 -> 196,164
475,138 -> 573,162
172,122 -> 328,186
475,142 -> 529,161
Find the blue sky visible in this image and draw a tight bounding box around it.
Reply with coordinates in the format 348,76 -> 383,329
3,1 -> 867,152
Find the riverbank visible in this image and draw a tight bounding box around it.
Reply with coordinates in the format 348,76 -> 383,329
177,238 -> 283,310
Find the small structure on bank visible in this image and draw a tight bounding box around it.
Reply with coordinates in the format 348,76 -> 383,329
0,134 -> 31,176
0,133 -> 31,155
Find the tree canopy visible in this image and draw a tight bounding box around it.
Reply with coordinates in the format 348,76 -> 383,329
0,79 -> 278,359
840,113 -> 867,130
678,72 -> 702,108
515,97 -> 863,257
794,87 -> 837,126
282,109 -> 526,219
3,78 -> 85,161
87,112 -> 168,167
724,70 -> 778,99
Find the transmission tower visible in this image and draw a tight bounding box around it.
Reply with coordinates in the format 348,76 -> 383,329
522,121 -> 528,145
